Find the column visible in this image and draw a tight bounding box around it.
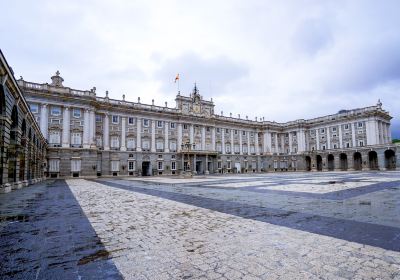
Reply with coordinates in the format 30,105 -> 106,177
89,110 -> 96,146
239,130 -> 243,155
280,134 -> 285,154
83,109 -> 90,148
378,120 -> 383,144
316,129 -> 320,150
274,133 -> 278,153
247,131 -> 251,155
120,117 -> 126,151
382,122 -> 387,144
62,106 -> 70,147
151,120 -> 156,152
338,125 -> 343,148
177,123 -> 182,152
263,132 -> 267,153
327,127 -> 331,150
221,129 -> 225,154
39,104 -> 48,140
103,114 -> 110,150
267,131 -> 272,153
255,131 -> 259,155
351,123 -> 356,147
189,124 -> 194,144
230,129 -> 234,155
136,118 -> 142,152
201,126 -> 206,150
298,129 -> 306,152
211,127 -> 216,151
387,123 -> 392,143
288,132 -> 292,154
164,121 -> 169,152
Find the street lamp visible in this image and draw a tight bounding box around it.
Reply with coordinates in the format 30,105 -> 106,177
181,141 -> 196,177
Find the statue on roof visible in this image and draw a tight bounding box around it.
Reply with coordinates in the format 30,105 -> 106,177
50,70 -> 64,87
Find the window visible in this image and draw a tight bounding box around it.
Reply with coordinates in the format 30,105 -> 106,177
111,160 -> 119,171
49,131 -> 61,144
142,139 -> 150,150
217,128 -> 220,133
71,159 -> 81,172
225,129 -> 229,134
96,114 -> 102,122
158,154 -> 163,159
206,127 -> 210,132
243,145 -> 248,153
359,141 -> 364,147
183,124 -> 188,130
48,159 -> 60,172
344,124 -> 349,130
170,122 -> 176,129
320,128 -> 325,134
242,131 -> 246,136
157,121 -> 163,128
127,138 -> 136,150
51,106 -> 61,116
111,136 -> 120,148
234,130 -> 238,135
96,136 -> 102,147
333,134 -> 337,137
250,145 -> 255,154
170,141 -> 177,152
227,161 -> 231,169
334,144 -> 337,149
346,142 -> 350,148
217,161 -> 222,169
112,115 -> 119,124
71,132 -> 82,145
158,161 -> 163,170
143,119 -> 149,127
234,144 -> 240,153
226,144 -> 231,153
128,161 -> 135,171
128,117 -> 135,125
358,122 -> 363,128
29,103 -> 38,113
322,145 -> 326,150
73,108 -> 81,118
171,161 -> 176,170
332,127 -> 337,132
216,143 -> 222,152
156,140 -> 164,151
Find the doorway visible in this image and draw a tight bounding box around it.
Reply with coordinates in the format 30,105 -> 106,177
142,161 -> 151,176
316,155 -> 323,171
196,161 -> 203,174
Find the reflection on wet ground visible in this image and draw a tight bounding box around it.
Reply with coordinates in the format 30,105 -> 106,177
0,180 -> 122,280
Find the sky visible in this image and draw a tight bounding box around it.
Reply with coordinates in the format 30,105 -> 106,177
1,0 -> 399,138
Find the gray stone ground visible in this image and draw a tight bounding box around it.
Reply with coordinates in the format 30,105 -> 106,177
1,171 -> 400,279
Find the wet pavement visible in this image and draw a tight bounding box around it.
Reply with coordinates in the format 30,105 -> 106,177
1,172 -> 400,279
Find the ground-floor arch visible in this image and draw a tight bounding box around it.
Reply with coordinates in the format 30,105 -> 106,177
384,149 -> 396,170
353,152 -> 362,170
339,153 -> 348,171
305,156 -> 311,171
327,154 -> 334,171
368,151 -> 379,170
316,155 -> 323,171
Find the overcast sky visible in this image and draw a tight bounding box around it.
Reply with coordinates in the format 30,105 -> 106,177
1,0 -> 399,137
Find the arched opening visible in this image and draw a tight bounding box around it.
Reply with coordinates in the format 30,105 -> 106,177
353,152 -> 362,170
384,149 -> 396,170
339,153 -> 348,171
8,105 -> 18,183
368,151 -> 379,170
327,154 -> 334,171
316,155 -> 323,171
305,156 -> 311,171
19,119 -> 27,181
0,84 -> 6,184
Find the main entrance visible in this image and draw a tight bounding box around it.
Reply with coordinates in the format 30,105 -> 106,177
142,161 -> 151,176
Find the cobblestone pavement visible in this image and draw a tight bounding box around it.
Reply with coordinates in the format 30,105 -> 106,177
1,172 -> 400,279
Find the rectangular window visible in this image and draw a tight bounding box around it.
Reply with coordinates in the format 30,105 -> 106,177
227,161 -> 231,169
332,127 -> 337,132
71,159 -> 81,172
183,124 -> 188,130
320,128 -> 325,134
51,106 -> 61,116
157,121 -> 163,128
143,119 -> 149,127
29,103 -> 38,113
111,136 -> 120,148
218,161 -> 222,169
96,136 -> 102,147
170,141 -> 177,152
71,133 -> 82,145
95,114 -> 102,122
217,128 -> 220,133
234,130 -> 238,135
225,129 -> 229,134
112,115 -> 119,124
128,117 -> 135,125
73,108 -> 81,118
217,143 -> 222,152
359,141 -> 364,147
158,161 -> 163,170
242,131 -> 246,136
156,141 -> 164,151
127,138 -> 136,150
48,159 -> 60,172
344,124 -> 349,130
206,127 -> 210,132
142,139 -> 150,150
111,160 -> 120,171
49,131 -> 61,144
170,122 -> 176,129
358,122 -> 363,128
171,161 -> 176,170
128,161 -> 135,171
322,145 -> 326,150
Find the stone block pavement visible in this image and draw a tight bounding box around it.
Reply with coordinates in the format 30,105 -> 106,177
1,171 -> 400,279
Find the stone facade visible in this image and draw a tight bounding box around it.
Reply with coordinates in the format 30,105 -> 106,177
14,71 -> 400,178
0,50 -> 47,193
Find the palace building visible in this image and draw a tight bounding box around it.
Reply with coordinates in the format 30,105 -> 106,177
0,48 -> 399,191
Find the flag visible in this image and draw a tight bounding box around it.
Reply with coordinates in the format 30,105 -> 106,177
174,73 -> 179,83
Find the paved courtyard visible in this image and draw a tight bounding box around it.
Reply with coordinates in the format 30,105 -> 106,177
1,172 -> 400,279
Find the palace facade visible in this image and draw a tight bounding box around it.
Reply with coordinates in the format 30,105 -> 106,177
16,71 -> 399,179
0,51 -> 47,193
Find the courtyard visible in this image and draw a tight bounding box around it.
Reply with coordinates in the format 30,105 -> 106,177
1,171 -> 400,279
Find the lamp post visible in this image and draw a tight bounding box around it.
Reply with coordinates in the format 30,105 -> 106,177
181,141 -> 196,177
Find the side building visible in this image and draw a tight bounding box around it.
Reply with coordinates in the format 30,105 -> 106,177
0,51 -> 47,193
18,72 -> 399,178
